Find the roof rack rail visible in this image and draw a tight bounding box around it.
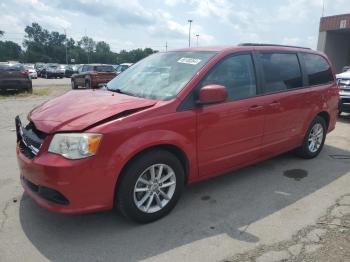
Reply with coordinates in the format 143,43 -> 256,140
238,43 -> 311,50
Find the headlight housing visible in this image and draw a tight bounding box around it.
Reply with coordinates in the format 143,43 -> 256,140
48,133 -> 102,159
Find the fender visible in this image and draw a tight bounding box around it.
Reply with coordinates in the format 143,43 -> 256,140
106,129 -> 198,188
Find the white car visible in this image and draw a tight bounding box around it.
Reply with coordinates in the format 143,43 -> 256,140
336,69 -> 350,114
24,65 -> 37,79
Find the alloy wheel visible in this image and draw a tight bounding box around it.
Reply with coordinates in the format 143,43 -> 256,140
308,123 -> 324,153
133,164 -> 176,213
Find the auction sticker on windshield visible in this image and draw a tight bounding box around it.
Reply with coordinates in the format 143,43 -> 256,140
177,58 -> 202,65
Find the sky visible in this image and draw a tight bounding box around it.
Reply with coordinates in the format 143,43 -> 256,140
1,0 -> 350,52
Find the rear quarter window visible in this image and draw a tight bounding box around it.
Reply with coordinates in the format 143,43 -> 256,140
302,53 -> 334,86
259,53 -> 303,93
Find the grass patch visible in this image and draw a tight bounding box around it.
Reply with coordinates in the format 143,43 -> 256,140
0,87 -> 69,100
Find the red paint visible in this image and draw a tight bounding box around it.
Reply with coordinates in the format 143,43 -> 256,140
17,46 -> 339,214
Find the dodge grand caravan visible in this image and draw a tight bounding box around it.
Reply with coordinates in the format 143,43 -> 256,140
16,44 -> 339,223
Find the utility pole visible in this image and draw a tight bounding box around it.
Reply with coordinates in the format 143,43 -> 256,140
64,29 -> 68,65
188,19 -> 193,48
165,41 -> 168,52
322,0 -> 325,17
196,34 -> 199,47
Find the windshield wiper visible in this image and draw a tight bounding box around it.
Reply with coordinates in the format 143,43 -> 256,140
107,86 -> 135,97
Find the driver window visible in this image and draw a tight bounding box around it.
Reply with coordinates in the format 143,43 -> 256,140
201,54 -> 257,101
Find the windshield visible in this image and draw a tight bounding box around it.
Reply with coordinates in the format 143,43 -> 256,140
107,51 -> 216,100
95,66 -> 114,72
0,64 -> 24,71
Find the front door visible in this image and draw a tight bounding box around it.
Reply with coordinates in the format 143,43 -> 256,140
196,53 -> 265,177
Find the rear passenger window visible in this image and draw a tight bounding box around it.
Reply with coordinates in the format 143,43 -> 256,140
201,54 -> 257,101
302,53 -> 334,86
260,53 -> 303,93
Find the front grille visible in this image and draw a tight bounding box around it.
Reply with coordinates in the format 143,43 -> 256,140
16,116 -> 47,159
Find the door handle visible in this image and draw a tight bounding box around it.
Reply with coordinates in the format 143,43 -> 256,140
249,105 -> 264,111
269,101 -> 280,107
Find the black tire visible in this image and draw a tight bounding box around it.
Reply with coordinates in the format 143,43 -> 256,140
71,80 -> 78,89
85,80 -> 91,89
116,149 -> 185,223
295,116 -> 327,159
27,83 -> 33,94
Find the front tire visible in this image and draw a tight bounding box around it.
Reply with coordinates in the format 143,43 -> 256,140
295,116 -> 327,159
117,150 -> 185,223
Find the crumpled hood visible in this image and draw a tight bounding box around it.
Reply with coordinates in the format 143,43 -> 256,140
29,90 -> 156,133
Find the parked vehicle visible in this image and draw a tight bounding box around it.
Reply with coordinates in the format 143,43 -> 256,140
71,64 -> 117,89
115,63 -> 132,75
35,63 -> 45,77
24,64 -> 38,79
112,64 -> 119,71
342,66 -> 350,72
0,63 -> 32,93
41,64 -> 64,79
64,65 -> 78,77
16,45 -> 338,223
336,70 -> 350,114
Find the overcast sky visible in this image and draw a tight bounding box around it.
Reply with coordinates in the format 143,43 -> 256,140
1,0 -> 350,52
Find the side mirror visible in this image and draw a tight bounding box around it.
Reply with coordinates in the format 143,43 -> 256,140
198,84 -> 228,105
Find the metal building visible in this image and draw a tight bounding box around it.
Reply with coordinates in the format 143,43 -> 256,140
317,13 -> 350,73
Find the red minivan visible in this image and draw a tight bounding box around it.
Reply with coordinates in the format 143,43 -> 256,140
16,44 -> 339,223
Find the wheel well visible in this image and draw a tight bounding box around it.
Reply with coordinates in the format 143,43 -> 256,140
317,111 -> 330,128
114,144 -> 189,201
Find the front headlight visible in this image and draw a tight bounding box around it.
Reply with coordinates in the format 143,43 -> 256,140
48,133 -> 102,159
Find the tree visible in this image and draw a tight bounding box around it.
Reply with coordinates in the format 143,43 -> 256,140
78,36 -> 95,63
0,41 -> 22,61
0,30 -> 4,37
19,23 -> 157,64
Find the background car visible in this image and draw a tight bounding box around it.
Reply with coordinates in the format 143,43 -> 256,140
115,63 -> 132,75
0,63 -> 32,93
24,64 -> 37,79
64,65 -> 79,77
342,66 -> 350,72
336,70 -> 350,114
71,64 -> 117,89
41,63 -> 64,79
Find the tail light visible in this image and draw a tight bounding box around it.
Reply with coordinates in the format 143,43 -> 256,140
20,70 -> 29,75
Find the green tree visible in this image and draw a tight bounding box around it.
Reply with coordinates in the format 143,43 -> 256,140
78,36 -> 95,63
0,30 -> 4,37
0,41 -> 22,61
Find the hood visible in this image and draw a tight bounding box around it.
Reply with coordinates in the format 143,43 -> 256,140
29,90 -> 157,133
336,71 -> 350,79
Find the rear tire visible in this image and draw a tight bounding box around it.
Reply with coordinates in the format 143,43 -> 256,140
71,80 -> 78,89
116,150 -> 185,223
27,83 -> 33,94
295,116 -> 327,159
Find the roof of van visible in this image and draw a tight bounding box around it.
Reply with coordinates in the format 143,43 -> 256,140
172,44 -> 322,54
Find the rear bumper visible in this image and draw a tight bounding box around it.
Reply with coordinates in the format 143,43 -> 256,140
47,72 -> 64,77
0,80 -> 31,91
